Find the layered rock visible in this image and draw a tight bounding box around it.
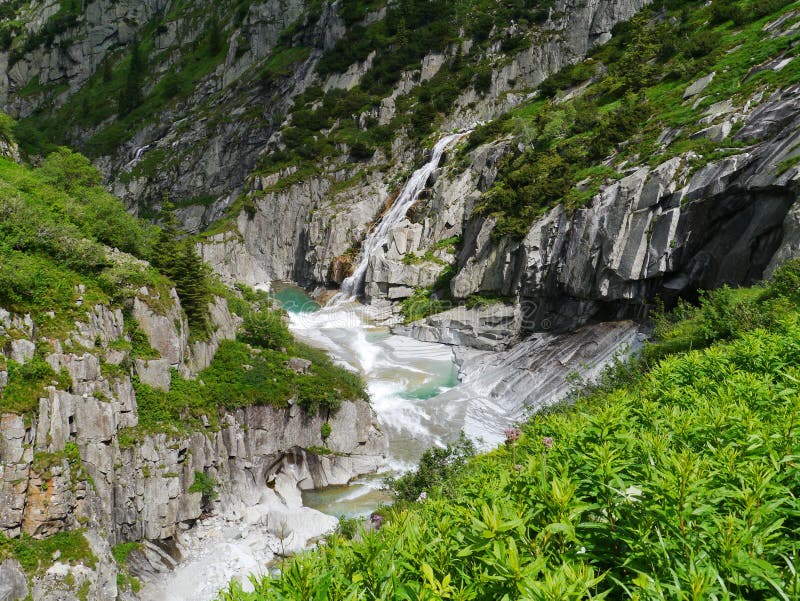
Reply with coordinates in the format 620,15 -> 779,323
0,285 -> 387,600
444,85 -> 800,335
447,320 -> 644,448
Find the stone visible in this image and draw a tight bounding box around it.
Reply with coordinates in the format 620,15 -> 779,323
286,358 -> 312,374
134,358 -> 172,391
690,120 -> 733,143
0,559 -> 28,601
683,72 -> 715,99
397,304 -> 520,351
9,339 -> 35,364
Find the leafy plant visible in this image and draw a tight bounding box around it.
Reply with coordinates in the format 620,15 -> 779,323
188,471 -> 219,507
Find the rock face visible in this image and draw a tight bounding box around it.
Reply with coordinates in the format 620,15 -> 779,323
192,0 -> 650,290
4,0 -> 652,275
441,86 -> 800,336
2,0 -> 323,222
0,286 -> 387,599
447,320 -> 644,448
346,81 -> 798,349
0,559 -> 28,601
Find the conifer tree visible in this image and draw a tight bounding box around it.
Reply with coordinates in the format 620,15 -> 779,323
119,37 -> 144,116
207,13 -> 222,56
151,202 -> 211,336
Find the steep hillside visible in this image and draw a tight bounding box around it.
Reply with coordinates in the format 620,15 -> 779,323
2,0 -> 647,227
0,124 -> 385,600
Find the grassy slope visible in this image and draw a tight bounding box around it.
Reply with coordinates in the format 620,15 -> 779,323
0,124 -> 366,425
218,262 -> 800,600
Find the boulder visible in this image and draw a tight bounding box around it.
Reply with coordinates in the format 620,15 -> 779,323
0,559 -> 27,601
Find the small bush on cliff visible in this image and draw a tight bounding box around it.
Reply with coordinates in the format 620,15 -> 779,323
189,471 -> 219,507
321,422 -> 332,439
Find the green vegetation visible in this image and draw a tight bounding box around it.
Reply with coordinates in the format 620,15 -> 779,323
387,433 -> 476,502
112,541 -> 143,593
0,530 -> 96,576
188,471 -> 219,507
321,422 -> 332,439
0,140 -> 170,345
32,442 -> 91,486
217,258 -> 800,601
1,358 -> 70,414
150,204 -> 213,339
126,330 -> 366,440
400,288 -> 451,324
469,0 -> 799,239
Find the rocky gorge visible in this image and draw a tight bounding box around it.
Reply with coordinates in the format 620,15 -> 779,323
0,279 -> 386,599
2,0 -> 800,599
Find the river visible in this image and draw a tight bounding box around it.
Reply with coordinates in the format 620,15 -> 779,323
273,284 -> 464,518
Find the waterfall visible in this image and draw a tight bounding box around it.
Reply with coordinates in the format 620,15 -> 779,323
133,144 -> 152,161
338,132 -> 468,299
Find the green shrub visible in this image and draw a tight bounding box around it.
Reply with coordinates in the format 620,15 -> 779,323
111,542 -> 142,566
388,432 -> 476,502
38,148 -> 102,192
241,309 -> 292,351
321,422 -> 332,439
188,471 -> 219,506
400,288 -> 451,323
0,111 -> 15,142
767,258 -> 800,303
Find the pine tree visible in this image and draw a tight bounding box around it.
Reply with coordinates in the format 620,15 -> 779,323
151,200 -> 181,272
118,37 -> 144,116
151,203 -> 211,337
172,240 -> 211,335
207,13 -> 222,56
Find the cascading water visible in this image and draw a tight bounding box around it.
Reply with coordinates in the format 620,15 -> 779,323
275,134 -> 474,515
339,132 -> 469,299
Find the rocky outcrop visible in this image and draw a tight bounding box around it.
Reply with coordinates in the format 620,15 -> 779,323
395,304 -> 520,351
450,320 -> 644,448
0,284 -> 387,599
197,232 -> 271,289
441,85 -> 800,335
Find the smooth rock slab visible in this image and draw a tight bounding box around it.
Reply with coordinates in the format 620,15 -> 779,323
684,72 -> 715,99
